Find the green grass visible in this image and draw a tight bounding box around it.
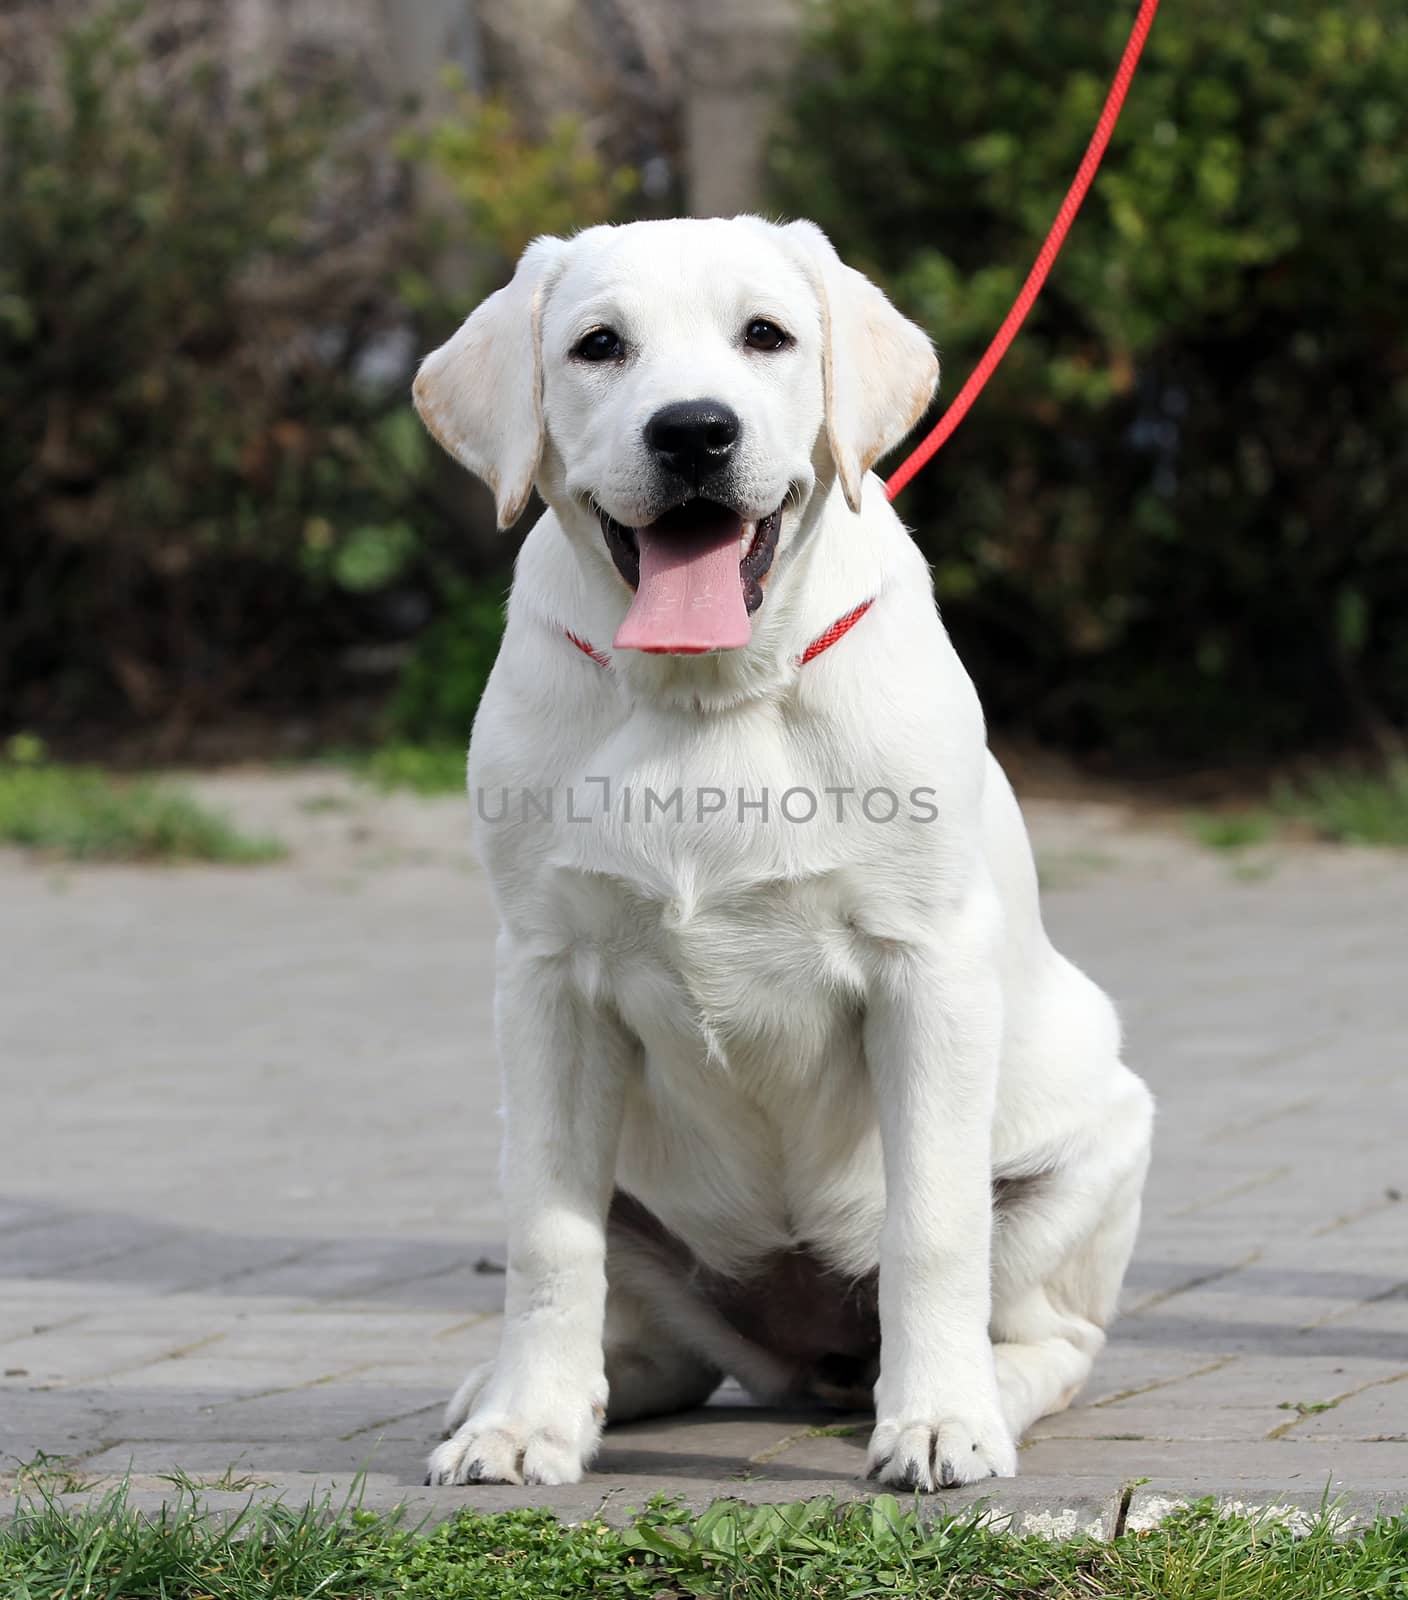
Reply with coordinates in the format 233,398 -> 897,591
0,738 -> 284,864
9,1452 -> 97,1498
1188,761 -> 1408,854
1187,811 -> 1276,853
1275,760 -> 1408,848
1,1483 -> 1405,1600
330,741 -> 468,796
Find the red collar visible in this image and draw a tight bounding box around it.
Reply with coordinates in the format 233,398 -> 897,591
564,598 -> 874,671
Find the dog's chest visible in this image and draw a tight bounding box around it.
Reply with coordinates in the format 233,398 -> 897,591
494,700 -> 923,1074
565,862 -> 888,1274
560,864 -> 870,1073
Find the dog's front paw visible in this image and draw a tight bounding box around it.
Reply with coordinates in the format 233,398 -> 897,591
427,1404 -> 600,1486
427,1371 -> 606,1487
442,1362 -> 495,1437
865,1412 -> 1017,1491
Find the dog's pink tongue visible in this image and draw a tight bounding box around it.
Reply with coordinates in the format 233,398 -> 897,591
613,521 -> 751,654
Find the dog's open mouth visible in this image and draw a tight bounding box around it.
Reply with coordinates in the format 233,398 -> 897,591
599,498 -> 782,655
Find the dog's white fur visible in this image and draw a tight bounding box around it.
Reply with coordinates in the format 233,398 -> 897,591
414,216 -> 1153,1491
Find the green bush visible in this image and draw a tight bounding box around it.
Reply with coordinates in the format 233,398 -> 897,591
773,0 -> 1408,762
0,4 -> 436,745
374,87 -> 629,758
329,586 -> 504,794
0,6 -> 632,756
400,82 -> 637,272
386,582 -> 507,745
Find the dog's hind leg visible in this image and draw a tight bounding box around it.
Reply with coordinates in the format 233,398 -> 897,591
439,1295 -> 719,1437
989,1071 -> 1153,1438
448,1198 -> 796,1439
603,1194 -> 801,1420
601,1276 -> 722,1423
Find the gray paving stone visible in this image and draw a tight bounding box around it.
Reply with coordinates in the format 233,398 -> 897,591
2,794 -> 1407,1524
76,1437 -> 407,1478
1281,1377 -> 1408,1444
1017,1435 -> 1408,1488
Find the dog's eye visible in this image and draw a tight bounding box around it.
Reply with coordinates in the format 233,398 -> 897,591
574,327 -> 624,363
744,319 -> 790,352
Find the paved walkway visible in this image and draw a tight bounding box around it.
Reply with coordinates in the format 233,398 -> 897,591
2,772 -> 1405,1531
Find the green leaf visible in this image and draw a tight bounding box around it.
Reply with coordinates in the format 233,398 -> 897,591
330,522 -> 416,592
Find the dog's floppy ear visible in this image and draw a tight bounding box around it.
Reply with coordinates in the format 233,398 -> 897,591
776,220 -> 938,513
412,235 -> 568,529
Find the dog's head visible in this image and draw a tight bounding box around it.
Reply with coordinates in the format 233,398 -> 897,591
414,217 -> 937,654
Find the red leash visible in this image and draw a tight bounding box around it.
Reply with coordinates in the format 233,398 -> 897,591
884,0 -> 1161,502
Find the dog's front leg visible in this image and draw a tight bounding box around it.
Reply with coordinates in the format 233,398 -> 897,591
428,942 -> 631,1487
863,893 -> 1017,1490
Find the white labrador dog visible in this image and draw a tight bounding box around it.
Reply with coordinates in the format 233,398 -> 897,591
413,215 -> 1153,1491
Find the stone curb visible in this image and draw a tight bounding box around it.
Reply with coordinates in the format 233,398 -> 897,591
6,1474 -> 1404,1538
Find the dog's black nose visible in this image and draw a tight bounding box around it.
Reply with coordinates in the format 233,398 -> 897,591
645,400 -> 740,485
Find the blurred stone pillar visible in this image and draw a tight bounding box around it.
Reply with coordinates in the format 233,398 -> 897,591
375,0 -> 487,307
377,0 -> 483,107
683,0 -> 801,217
